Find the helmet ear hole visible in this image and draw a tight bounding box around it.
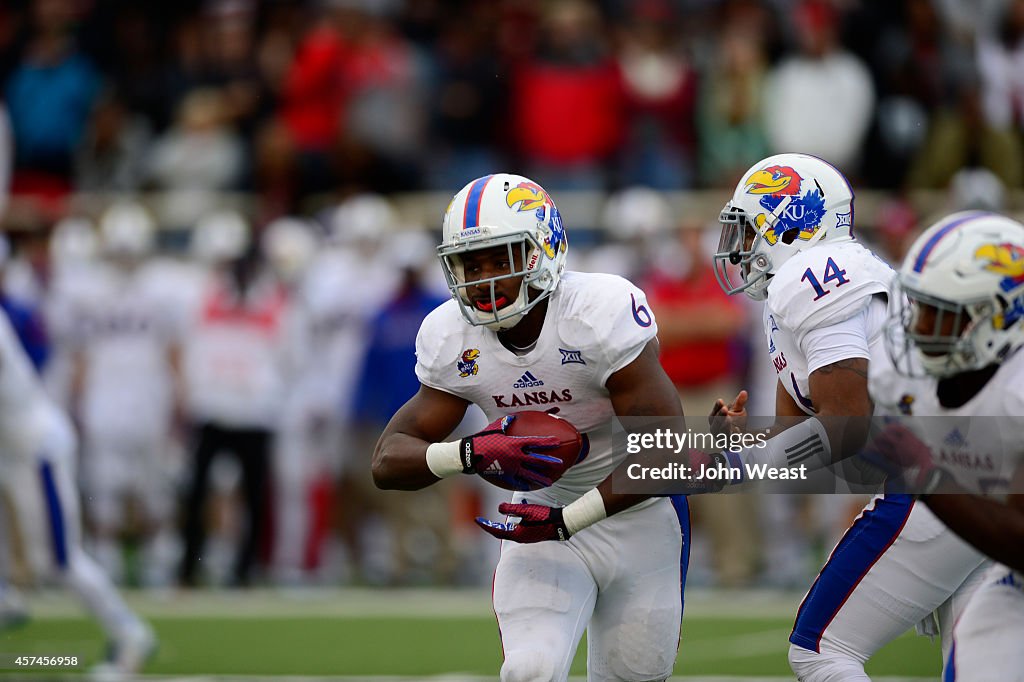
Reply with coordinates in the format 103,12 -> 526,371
781,230 -> 797,245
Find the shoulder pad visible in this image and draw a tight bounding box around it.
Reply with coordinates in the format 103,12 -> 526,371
768,242 -> 895,335
557,272 -> 658,381
414,300 -> 468,389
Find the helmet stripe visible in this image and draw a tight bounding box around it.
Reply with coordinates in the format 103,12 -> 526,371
462,174 -> 494,230
912,212 -> 989,273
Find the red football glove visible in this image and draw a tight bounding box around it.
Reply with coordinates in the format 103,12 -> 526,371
864,423 -> 949,495
460,415 -> 564,491
475,502 -> 571,543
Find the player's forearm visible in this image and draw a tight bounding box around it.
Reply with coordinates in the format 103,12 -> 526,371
595,480 -> 652,517
371,434 -> 446,490
924,491 -> 1024,573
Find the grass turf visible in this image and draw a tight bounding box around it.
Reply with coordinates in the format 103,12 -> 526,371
1,614 -> 941,677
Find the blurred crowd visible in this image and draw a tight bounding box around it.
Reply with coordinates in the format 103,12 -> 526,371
1,0 -> 1024,591
2,0 -> 1024,212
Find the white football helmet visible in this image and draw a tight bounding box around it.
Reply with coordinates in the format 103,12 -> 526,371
99,201 -> 156,258
439,173 -> 568,331
601,187 -> 672,239
329,193 -> 398,246
714,153 -> 855,300
50,217 -> 99,265
191,209 -> 250,263
262,217 -> 318,282
888,211 -> 1024,378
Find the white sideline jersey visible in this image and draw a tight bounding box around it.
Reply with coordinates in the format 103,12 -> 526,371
764,240 -> 895,414
69,262 -> 182,439
416,271 -> 657,504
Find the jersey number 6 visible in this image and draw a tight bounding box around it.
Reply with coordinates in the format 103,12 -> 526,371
801,257 -> 850,301
631,293 -> 653,327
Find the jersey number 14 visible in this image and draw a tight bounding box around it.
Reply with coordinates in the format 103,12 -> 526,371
801,257 -> 849,301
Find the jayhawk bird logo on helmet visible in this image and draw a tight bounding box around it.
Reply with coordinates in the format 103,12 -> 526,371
975,242 -> 1024,292
506,182 -> 566,260
975,242 -> 1024,330
743,165 -> 827,246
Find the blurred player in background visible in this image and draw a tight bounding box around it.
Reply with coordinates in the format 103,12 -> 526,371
0,281 -> 155,677
352,229 -> 470,585
869,211 -> 1024,680
261,216 -> 326,585
69,201 -> 183,587
178,211 -> 290,587
708,154 -> 987,681
274,196 -> 400,584
373,173 -> 690,681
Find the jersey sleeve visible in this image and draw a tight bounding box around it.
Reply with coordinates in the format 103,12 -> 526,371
768,241 -> 894,337
798,302 -> 871,375
561,274 -> 659,385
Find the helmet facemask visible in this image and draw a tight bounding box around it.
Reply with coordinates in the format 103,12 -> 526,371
714,203 -> 774,301
439,230 -> 554,331
888,283 -> 997,378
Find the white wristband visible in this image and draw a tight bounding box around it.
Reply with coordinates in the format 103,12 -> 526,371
562,488 -> 607,535
425,440 -> 464,479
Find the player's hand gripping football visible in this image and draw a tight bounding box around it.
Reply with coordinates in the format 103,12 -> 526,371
863,422 -> 948,495
461,415 -> 565,491
475,502 -> 571,543
710,390 -> 748,437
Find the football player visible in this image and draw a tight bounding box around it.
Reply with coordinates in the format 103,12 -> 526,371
276,201 -> 399,583
0,307 -> 155,675
867,211 -> 1024,680
373,173 -> 690,681
69,201 -> 183,587
706,155 -> 987,681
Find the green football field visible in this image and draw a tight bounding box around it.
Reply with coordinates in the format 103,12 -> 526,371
0,589 -> 941,679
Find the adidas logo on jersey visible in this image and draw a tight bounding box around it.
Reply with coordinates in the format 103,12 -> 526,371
944,427 -> 967,448
512,371 -> 544,388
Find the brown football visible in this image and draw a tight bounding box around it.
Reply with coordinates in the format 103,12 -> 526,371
495,410 -> 586,490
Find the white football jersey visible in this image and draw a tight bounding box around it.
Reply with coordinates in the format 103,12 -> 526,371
871,344 -> 1024,501
69,261 -> 183,438
416,271 -> 657,504
763,240 -> 895,414
0,311 -> 70,462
